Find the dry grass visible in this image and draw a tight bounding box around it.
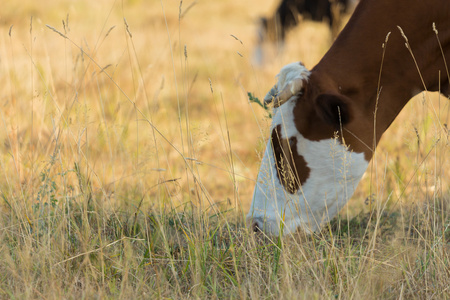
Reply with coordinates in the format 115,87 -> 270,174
0,0 -> 449,298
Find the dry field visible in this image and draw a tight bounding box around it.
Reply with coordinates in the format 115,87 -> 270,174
0,0 -> 449,298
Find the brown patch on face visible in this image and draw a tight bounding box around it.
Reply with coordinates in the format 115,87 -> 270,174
292,73 -> 374,162
271,125 -> 311,194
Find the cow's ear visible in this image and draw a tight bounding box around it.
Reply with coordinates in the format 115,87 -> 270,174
314,94 -> 352,128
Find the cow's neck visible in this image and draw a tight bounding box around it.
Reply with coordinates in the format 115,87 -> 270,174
311,0 -> 450,159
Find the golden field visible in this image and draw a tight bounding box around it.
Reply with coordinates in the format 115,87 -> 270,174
0,0 -> 448,298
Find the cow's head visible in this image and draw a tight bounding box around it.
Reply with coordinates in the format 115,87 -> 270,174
247,62 -> 369,236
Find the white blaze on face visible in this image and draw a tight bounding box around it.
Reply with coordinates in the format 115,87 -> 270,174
247,62 -> 369,236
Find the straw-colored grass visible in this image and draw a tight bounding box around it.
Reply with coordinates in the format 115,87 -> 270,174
0,0 -> 448,298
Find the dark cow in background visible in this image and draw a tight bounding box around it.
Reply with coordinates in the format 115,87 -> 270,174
254,0 -> 356,64
260,0 -> 351,43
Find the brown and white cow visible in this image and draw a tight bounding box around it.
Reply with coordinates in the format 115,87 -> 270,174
248,0 -> 450,236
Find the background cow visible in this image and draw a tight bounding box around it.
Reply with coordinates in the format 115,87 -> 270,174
254,0 -> 357,64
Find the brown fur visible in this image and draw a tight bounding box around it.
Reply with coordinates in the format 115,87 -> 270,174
272,125 -> 310,193
291,0 -> 450,162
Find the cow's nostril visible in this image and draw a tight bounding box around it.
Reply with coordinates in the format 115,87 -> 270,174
252,221 -> 261,233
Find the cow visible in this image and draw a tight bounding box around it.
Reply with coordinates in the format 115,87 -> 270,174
259,0 -> 351,43
254,0 -> 355,64
248,0 -> 450,236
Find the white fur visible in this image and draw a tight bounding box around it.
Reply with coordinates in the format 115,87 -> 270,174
248,63 -> 369,236
276,62 -> 310,96
264,62 -> 311,107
